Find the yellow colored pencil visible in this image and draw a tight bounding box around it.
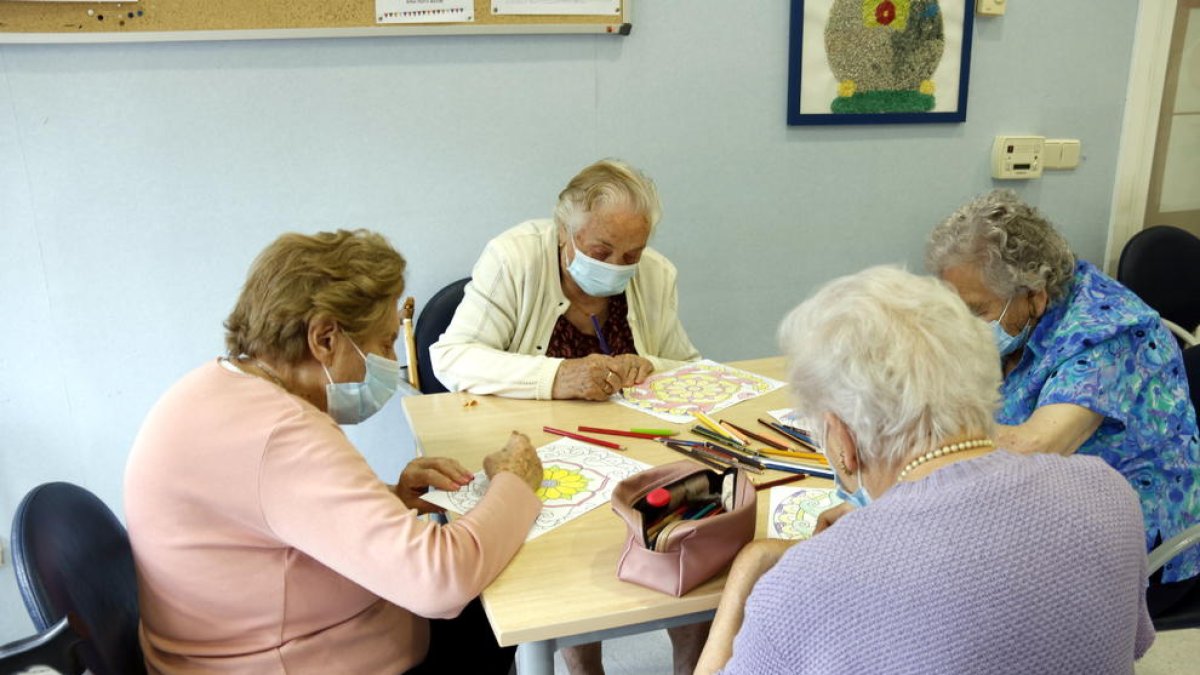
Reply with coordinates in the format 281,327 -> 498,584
693,412 -> 740,443
758,447 -> 829,464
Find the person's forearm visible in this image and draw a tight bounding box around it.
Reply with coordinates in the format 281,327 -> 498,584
695,540 -> 796,674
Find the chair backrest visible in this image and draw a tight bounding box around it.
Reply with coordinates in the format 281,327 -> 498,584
0,617 -> 84,675
1185,345 -> 1200,422
11,482 -> 147,675
414,277 -> 471,394
1116,225 -> 1200,334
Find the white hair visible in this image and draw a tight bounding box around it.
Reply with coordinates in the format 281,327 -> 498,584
926,189 -> 1076,302
778,266 -> 1000,469
553,158 -> 662,236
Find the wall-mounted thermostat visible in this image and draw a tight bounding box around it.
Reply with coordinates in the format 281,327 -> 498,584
992,135 -> 1044,179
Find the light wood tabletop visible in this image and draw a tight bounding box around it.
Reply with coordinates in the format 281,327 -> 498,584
401,356 -> 833,655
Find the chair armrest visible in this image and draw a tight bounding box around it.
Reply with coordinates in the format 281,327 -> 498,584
1148,523 -> 1200,576
1163,319 -> 1200,347
0,616 -> 83,674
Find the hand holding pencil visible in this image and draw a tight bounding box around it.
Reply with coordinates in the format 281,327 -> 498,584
550,353 -> 653,401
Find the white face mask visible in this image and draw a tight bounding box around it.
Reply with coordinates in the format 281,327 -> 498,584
322,336 -> 400,425
566,245 -> 639,297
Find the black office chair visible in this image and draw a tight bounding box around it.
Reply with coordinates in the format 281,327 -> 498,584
0,616 -> 84,674
1185,345 -> 1200,421
414,277 -> 471,394
11,482 -> 147,675
1116,225 -> 1200,347
1148,522 -> 1200,630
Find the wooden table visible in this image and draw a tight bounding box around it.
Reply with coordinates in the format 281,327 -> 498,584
402,357 -> 832,674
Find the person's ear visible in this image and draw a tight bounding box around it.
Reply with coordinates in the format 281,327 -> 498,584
308,316 -> 339,367
824,413 -> 860,474
1029,288 -> 1049,320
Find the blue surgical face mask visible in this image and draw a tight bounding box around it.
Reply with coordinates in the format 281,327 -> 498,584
322,336 -> 401,425
990,296 -> 1032,357
566,245 -> 638,298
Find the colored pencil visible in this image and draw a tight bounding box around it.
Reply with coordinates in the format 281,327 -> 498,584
722,420 -> 789,451
699,443 -> 765,473
589,314 -> 612,355
690,425 -> 750,450
686,502 -> 719,520
719,420 -> 751,445
663,441 -> 727,471
631,428 -> 678,436
758,447 -> 829,464
655,437 -> 705,448
543,426 -> 624,450
693,411 -> 741,443
754,474 -> 808,491
578,426 -> 662,440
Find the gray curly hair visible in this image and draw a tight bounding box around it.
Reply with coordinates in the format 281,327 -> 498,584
925,190 -> 1076,302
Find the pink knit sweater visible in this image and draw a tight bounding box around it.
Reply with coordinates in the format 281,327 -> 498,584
125,360 -> 540,673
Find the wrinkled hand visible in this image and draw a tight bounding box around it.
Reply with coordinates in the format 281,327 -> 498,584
395,457 -> 474,513
483,431 -> 544,493
551,354 -> 653,401
813,502 -> 854,535
608,354 -> 654,388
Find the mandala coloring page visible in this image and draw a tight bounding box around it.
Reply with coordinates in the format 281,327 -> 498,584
420,438 -> 651,541
615,360 -> 786,423
767,486 -> 843,540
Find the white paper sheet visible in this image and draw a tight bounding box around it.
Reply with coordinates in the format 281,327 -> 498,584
420,438 -> 651,541
767,486 -> 842,540
491,0 -> 620,16
615,360 -> 786,424
376,0 -> 474,24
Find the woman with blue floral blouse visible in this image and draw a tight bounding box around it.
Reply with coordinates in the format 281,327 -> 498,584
927,190 -> 1199,616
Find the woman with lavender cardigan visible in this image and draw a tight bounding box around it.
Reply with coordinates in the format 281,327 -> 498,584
697,266 -> 1154,674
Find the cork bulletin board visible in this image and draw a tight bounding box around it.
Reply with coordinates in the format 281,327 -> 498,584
0,0 -> 631,43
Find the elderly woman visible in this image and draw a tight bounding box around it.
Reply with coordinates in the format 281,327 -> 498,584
431,159 -> 705,674
125,230 -> 543,674
696,266 -> 1154,674
430,158 -> 701,401
926,190 -> 1200,614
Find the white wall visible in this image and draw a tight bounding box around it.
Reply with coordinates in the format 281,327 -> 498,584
0,1 -> 1138,641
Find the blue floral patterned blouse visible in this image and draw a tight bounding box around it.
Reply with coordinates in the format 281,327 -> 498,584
999,260 -> 1200,583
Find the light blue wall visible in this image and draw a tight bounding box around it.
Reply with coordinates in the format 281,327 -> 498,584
0,1 -> 1137,641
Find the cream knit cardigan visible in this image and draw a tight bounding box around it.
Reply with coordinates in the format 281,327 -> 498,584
430,219 -> 701,399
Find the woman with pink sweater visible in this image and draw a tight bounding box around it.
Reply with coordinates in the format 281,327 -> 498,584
125,229 -> 543,674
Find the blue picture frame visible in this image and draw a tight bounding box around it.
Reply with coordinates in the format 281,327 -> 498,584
788,0 -> 975,126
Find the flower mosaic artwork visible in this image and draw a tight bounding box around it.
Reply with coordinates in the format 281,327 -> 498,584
825,0 -> 946,113
420,439 -> 651,541
615,360 -> 786,423
768,487 -> 843,540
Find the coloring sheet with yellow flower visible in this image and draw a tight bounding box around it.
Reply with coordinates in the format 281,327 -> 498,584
615,359 -> 786,423
420,438 -> 652,541
767,486 -> 843,540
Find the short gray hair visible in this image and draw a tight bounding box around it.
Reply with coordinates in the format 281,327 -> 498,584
925,190 -> 1076,302
778,266 -> 1000,469
553,159 -> 662,235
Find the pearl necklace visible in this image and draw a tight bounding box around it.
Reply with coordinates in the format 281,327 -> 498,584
898,438 -> 994,482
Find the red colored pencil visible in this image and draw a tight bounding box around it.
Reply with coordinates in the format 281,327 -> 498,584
543,426 -> 625,450
578,426 -> 663,440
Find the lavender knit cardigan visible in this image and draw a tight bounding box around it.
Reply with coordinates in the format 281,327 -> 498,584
723,451 -> 1154,674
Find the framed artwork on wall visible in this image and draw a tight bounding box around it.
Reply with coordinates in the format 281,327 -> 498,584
787,0 -> 975,125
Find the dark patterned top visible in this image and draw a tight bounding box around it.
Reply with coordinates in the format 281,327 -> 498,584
546,293 -> 637,359
998,260 -> 1200,582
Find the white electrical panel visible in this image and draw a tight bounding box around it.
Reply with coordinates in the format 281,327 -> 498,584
992,136 -> 1044,179
977,0 -> 1007,16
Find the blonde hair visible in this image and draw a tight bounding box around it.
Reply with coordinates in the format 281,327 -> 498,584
224,229 -> 406,364
553,158 -> 662,235
926,189 -> 1076,302
778,266 -> 1000,469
